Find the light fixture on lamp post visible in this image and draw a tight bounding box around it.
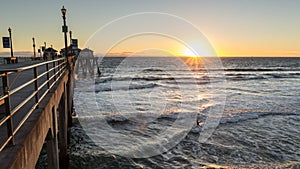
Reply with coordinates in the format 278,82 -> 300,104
61,6 -> 68,58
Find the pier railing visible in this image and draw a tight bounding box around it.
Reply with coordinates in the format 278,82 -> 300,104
0,58 -> 69,151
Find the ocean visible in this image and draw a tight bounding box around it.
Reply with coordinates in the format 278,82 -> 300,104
70,57 -> 300,168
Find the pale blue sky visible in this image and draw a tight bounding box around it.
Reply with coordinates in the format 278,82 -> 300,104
0,0 -> 300,56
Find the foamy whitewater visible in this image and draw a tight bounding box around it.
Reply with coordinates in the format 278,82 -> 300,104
70,57 -> 300,168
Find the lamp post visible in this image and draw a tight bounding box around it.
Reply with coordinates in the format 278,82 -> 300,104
69,30 -> 73,54
61,6 -> 68,58
41,42 -> 46,59
8,27 -> 13,58
32,37 -> 36,58
69,30 -> 72,44
38,48 -> 41,58
60,7 -> 71,168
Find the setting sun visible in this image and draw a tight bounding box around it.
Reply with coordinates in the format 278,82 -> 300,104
182,47 -> 199,57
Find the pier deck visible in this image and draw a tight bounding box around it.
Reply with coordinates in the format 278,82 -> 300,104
0,57 -> 75,168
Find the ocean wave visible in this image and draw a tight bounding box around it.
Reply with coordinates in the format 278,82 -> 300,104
103,113 -> 181,123
95,76 -> 176,83
96,76 -> 209,84
220,111 -> 300,125
132,77 -> 175,81
165,80 -> 214,85
226,87 -> 260,94
289,72 -> 300,76
95,83 -> 159,92
78,110 -> 300,128
226,76 -> 266,81
224,68 -> 300,72
264,73 -> 300,78
225,72 -> 300,81
142,68 -> 164,72
95,75 -> 219,85
95,71 -> 300,85
146,68 -> 300,72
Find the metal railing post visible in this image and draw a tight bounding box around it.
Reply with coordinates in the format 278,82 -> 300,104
33,67 -> 39,108
53,60 -> 57,81
46,63 -> 50,89
2,73 -> 14,145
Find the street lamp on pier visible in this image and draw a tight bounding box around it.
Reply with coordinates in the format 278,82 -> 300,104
32,37 -> 36,58
8,27 -> 14,58
69,30 -> 73,54
69,30 -> 72,44
61,6 -> 68,58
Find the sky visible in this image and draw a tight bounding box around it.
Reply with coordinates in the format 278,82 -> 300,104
0,0 -> 300,57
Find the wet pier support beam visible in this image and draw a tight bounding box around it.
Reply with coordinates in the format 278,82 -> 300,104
58,83 -> 69,169
67,58 -> 75,130
46,107 -> 59,169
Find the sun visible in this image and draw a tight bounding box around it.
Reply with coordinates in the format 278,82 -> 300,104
182,47 -> 199,57
178,46 -> 204,70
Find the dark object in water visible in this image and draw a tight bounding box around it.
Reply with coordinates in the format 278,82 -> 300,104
97,66 -> 101,76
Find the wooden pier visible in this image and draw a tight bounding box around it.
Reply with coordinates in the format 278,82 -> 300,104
0,56 -> 76,168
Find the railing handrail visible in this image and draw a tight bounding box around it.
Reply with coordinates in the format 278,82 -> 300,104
0,58 -> 66,74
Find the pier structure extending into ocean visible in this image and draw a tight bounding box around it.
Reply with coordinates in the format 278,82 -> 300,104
0,56 -> 76,168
